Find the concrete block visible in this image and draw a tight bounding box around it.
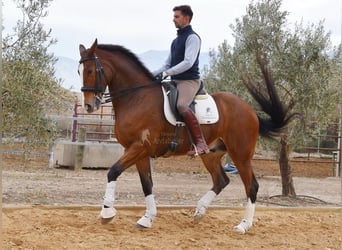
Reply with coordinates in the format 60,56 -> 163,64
53,140 -> 124,169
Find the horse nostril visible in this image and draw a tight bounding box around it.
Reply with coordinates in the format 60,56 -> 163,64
85,103 -> 93,113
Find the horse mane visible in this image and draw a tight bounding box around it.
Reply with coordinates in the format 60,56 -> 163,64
97,44 -> 155,79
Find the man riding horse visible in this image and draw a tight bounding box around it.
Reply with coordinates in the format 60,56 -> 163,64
153,5 -> 209,156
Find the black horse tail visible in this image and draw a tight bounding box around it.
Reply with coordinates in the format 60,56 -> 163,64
242,53 -> 299,138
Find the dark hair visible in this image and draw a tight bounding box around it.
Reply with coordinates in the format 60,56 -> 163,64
173,5 -> 193,22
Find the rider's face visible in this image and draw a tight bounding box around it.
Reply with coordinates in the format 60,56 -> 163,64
173,10 -> 190,29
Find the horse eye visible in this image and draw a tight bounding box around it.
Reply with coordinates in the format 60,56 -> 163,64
87,69 -> 93,75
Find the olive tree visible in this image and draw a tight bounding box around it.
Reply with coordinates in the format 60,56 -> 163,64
2,0 -> 73,149
204,0 -> 340,196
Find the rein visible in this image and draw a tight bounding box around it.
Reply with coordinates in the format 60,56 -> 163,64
79,55 -> 160,104
103,81 -> 160,103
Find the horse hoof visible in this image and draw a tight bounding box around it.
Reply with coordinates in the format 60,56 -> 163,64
193,214 -> 203,223
99,207 -> 116,224
233,225 -> 246,234
101,217 -> 114,225
136,223 -> 148,229
233,219 -> 251,234
193,207 -> 206,222
136,216 -> 153,228
193,211 -> 205,222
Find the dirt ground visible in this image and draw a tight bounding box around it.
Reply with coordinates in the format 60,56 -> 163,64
2,154 -> 342,249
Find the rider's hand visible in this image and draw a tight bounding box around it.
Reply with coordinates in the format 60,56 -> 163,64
155,72 -> 163,81
162,72 -> 169,79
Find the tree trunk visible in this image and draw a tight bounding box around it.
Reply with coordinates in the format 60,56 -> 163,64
278,135 -> 296,197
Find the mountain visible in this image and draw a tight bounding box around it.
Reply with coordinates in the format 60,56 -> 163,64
55,51 -> 210,91
139,50 -> 210,72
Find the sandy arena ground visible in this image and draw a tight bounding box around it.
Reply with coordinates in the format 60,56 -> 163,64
2,155 -> 342,249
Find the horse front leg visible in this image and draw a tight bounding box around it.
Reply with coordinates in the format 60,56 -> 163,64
100,142 -> 148,224
135,157 -> 157,228
100,159 -> 122,224
194,153 -> 229,221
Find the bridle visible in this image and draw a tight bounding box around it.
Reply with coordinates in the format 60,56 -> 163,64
79,54 -> 160,105
79,55 -> 112,106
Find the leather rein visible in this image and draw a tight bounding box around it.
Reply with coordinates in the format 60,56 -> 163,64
79,55 -> 159,104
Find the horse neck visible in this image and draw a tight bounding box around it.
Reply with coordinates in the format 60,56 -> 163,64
109,81 -> 161,123
104,52 -> 153,89
104,52 -> 157,113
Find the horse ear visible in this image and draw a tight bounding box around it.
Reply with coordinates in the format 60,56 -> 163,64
89,39 -> 98,55
79,44 -> 86,55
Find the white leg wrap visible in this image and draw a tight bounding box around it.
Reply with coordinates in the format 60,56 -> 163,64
194,190 -> 217,221
136,194 -> 157,228
233,198 -> 255,234
103,181 -> 116,207
100,181 -> 117,219
100,206 -> 117,219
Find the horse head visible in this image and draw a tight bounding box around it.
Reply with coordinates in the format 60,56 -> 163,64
78,39 -> 110,113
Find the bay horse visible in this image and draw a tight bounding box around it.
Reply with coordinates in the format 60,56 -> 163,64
78,39 -> 294,234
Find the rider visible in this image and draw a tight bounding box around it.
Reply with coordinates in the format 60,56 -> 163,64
153,5 -> 209,156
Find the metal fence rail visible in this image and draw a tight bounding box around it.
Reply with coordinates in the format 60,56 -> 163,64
71,103 -> 116,143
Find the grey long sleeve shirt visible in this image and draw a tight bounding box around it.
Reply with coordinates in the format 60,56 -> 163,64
152,34 -> 201,76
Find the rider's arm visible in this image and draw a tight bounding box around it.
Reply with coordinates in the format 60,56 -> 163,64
152,53 -> 171,76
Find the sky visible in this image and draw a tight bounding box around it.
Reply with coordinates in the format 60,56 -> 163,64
2,0 -> 341,60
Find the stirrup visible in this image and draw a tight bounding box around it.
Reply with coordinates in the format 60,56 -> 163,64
187,144 -> 209,157
188,144 -> 199,157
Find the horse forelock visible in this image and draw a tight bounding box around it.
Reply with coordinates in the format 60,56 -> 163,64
97,44 -> 155,80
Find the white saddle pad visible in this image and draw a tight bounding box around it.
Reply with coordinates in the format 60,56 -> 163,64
162,86 -> 219,126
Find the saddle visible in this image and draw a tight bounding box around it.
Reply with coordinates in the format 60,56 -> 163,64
161,81 -> 219,126
161,80 -> 219,156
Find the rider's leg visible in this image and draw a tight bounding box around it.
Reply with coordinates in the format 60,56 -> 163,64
175,79 -> 209,156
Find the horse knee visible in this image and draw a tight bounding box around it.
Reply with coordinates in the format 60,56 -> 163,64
213,174 -> 230,194
107,162 -> 124,182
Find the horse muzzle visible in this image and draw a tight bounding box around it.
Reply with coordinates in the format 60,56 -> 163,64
84,95 -> 102,113
84,103 -> 94,113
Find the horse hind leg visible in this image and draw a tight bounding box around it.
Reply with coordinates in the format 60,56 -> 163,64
194,152 -> 229,222
232,161 -> 259,234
